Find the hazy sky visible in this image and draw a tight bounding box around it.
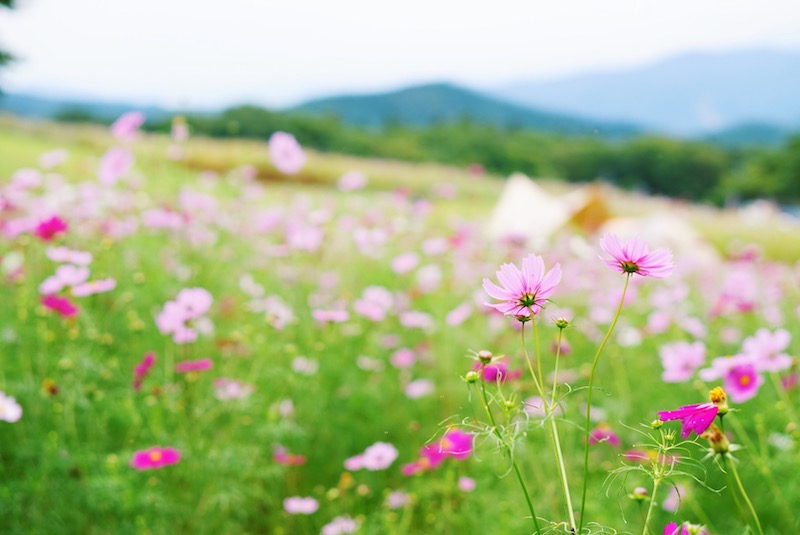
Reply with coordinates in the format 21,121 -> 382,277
1,0 -> 799,109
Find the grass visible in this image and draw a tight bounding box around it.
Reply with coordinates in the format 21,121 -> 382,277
0,116 -> 798,534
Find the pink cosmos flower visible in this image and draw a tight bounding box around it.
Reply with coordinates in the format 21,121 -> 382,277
71,278 -> 117,297
111,111 -> 145,141
344,454 -> 365,471
657,403 -> 718,439
445,302 -> 472,326
213,378 -> 254,400
283,496 -> 318,515
269,131 -> 306,175
39,264 -> 90,295
130,446 -> 180,470
699,354 -> 763,403
41,295 -> 78,317
399,311 -> 434,330
0,391 -> 23,422
482,253 -> 562,319
312,309 -> 350,323
660,341 -> 706,383
386,490 -> 411,508
46,247 -> 92,266
337,171 -> 367,191
99,147 -> 134,186
273,445 -> 306,466
391,252 -> 419,274
662,484 -> 686,513
133,352 -> 156,391
405,379 -> 434,399
39,149 -> 68,169
723,362 -> 763,402
175,358 -> 213,373
742,328 -> 793,372
34,215 -> 68,241
361,441 -> 399,470
664,522 -> 709,535
322,516 -> 361,535
426,428 -> 474,462
473,359 -> 521,384
390,348 -> 416,369
589,423 -> 621,446
458,476 -> 476,492
599,233 -> 674,278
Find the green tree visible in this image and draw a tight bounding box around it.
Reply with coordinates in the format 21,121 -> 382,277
0,0 -> 15,79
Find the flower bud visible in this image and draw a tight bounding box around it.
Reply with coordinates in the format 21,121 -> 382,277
464,371 -> 480,384
629,486 -> 648,502
701,424 -> 730,455
554,317 -> 570,330
477,350 -> 493,364
650,418 -> 664,430
709,386 -> 729,416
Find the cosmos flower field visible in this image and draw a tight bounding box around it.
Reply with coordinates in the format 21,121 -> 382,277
0,114 -> 798,534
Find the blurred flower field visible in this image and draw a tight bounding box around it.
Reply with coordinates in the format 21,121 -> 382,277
0,114 -> 798,534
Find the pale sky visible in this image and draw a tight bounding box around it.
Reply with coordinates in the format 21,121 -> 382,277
1,0 -> 799,109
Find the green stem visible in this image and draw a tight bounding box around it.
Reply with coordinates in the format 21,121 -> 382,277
532,315 -> 546,403
478,369 -> 542,534
641,478 -> 660,535
544,323 -> 577,531
548,417 -> 577,531
550,329 -> 563,409
727,456 -> 764,535
520,321 -> 547,401
578,273 -> 631,533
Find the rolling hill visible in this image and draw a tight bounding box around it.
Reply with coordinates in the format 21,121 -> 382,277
290,82 -> 641,138
492,48 -> 800,136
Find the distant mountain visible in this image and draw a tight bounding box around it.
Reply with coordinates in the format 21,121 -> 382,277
0,92 -> 170,122
493,49 -> 800,136
291,82 -> 641,137
700,122 -> 795,148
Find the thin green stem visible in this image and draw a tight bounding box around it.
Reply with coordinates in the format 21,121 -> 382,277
520,321 -> 547,401
727,457 -> 764,535
548,417 -> 577,531
545,322 -> 577,531
550,329 -> 563,409
578,273 -> 631,533
641,478 -> 660,535
532,315 -> 546,403
478,367 -> 542,534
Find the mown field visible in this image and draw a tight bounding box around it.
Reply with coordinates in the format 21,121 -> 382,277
0,115 -> 798,534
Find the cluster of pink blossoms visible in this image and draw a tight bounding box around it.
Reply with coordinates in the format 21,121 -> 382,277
156,288 -> 213,343
39,246 -> 117,317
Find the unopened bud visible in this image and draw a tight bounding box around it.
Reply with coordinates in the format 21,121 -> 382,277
650,419 -> 664,430
464,371 -> 480,384
554,317 -> 570,330
477,350 -> 493,364
629,486 -> 648,502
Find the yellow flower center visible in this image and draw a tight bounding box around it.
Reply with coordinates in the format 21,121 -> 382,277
149,451 -> 163,462
709,386 -> 727,403
739,375 -> 751,386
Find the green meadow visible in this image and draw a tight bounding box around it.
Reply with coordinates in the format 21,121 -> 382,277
0,116 -> 798,534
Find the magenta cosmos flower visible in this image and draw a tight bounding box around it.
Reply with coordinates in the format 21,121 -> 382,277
657,403 -> 718,439
483,253 -> 562,319
34,215 -> 68,241
599,233 -> 674,278
130,446 -> 180,470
